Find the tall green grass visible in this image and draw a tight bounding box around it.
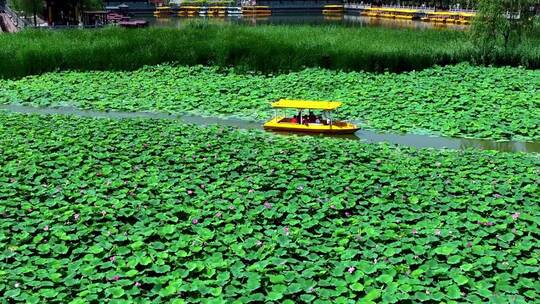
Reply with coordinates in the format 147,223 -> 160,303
0,22 -> 538,78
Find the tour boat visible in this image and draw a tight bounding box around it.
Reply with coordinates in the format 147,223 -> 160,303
263,99 -> 360,134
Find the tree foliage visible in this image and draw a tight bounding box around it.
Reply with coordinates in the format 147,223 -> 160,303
7,0 -> 41,26
471,0 -> 539,63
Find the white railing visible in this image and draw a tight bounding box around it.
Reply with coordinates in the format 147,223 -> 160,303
449,8 -> 476,13
344,3 -> 436,13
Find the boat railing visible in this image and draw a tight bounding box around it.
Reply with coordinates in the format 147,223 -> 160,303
344,3 -> 372,10
448,8 -> 476,14
347,4 -> 436,13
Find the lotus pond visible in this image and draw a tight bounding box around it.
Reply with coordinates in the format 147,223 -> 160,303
1,111 -> 539,303
0,64 -> 538,141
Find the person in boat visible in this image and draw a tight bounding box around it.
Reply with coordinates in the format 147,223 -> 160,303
295,112 -> 301,122
308,111 -> 316,123
290,116 -> 298,124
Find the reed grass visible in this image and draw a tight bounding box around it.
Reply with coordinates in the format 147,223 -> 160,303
0,22 -> 538,78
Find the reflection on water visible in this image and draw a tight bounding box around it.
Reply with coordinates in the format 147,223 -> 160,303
2,104 -> 538,154
144,14 -> 467,30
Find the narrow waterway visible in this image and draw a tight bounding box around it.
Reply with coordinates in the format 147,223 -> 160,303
1,104 -> 538,154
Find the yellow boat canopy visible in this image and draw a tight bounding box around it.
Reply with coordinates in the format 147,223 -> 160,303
271,99 -> 342,110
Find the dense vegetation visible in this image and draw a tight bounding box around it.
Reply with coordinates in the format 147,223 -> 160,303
1,23 -> 540,79
1,111 -> 539,303
1,64 -> 538,141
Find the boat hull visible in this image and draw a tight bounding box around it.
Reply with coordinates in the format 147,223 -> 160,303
263,117 -> 359,134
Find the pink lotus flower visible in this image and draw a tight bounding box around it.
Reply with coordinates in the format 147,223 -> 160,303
330,205 -> 336,209
101,210 -> 107,216
200,184 -> 205,189
284,226 -> 290,236
512,212 -> 520,220
74,213 -> 80,221
466,242 -> 472,248
113,275 -> 120,281
248,189 -> 254,193
192,218 -> 199,225
135,281 -> 141,287
215,212 -> 222,218
485,222 -> 494,226
435,229 -> 441,236
44,225 -> 49,231
345,211 -> 351,217
347,267 -> 355,274
256,240 -> 263,246
494,194 -> 502,198
412,229 -> 418,235
187,190 -> 193,195
264,202 -> 272,209
229,205 -> 235,210
297,186 -> 304,191
110,256 -> 116,262
14,282 -> 20,288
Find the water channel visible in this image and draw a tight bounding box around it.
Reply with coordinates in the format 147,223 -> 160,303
2,104 -> 538,154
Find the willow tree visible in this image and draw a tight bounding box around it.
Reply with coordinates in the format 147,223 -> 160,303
471,0 -> 538,62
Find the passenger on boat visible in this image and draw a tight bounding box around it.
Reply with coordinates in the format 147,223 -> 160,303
290,116 -> 298,124
308,111 -> 316,122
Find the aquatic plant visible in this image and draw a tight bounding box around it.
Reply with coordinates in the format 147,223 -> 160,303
1,22 -> 539,79
1,111 -> 539,303
1,63 -> 538,141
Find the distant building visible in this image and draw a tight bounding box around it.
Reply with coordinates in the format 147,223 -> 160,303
44,0 -> 82,25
